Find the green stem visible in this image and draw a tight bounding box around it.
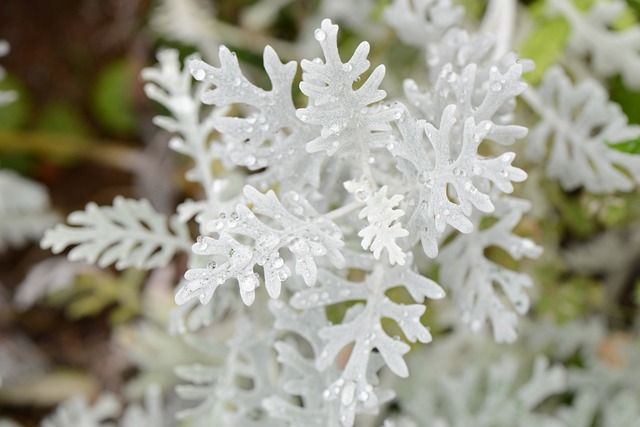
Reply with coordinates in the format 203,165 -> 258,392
0,131 -> 144,171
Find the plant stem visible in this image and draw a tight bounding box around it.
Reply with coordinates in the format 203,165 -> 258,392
0,131 -> 145,171
481,0 -> 517,60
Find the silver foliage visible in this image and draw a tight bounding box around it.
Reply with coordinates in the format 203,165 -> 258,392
41,197 -> 191,270
527,67 -> 640,193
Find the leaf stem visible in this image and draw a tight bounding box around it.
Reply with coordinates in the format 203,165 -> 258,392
480,0 -> 517,60
323,201 -> 364,221
0,131 -> 144,171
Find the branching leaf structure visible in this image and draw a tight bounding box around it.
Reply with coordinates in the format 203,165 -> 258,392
42,197 -> 192,270
176,185 -> 345,306
526,67 -> 640,193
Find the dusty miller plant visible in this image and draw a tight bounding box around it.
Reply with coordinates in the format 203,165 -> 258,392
35,0 -> 640,425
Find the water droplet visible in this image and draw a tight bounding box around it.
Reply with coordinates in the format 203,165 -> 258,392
453,167 -> 465,177
278,270 -> 288,281
341,381 -> 356,406
215,220 -> 224,230
273,257 -> 284,268
313,246 -> 326,256
491,80 -> 502,91
206,261 -> 217,269
499,152 -> 514,163
368,156 -> 375,164
386,141 -> 395,151
417,171 -> 428,185
239,274 -> 259,292
355,188 -> 368,201
314,29 -> 326,41
461,181 -> 472,192
193,69 -> 205,81
231,212 -> 239,221
244,154 -> 257,166
472,164 -> 484,176
342,63 -> 352,72
220,212 -> 227,219
501,169 -> 509,177
233,77 -> 241,87
358,390 -> 369,402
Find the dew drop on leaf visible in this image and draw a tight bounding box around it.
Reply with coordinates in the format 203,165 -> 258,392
193,68 -> 205,81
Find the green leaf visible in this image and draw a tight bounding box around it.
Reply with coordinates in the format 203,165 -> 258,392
37,103 -> 91,136
519,14 -> 570,85
609,75 -> 640,124
457,0 -> 484,19
0,74 -> 31,130
607,138 -> 640,154
627,0 -> 640,18
90,60 -> 136,136
36,103 -> 92,166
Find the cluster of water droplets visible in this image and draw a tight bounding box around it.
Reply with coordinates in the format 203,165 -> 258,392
244,114 -> 271,135
208,211 -> 243,233
417,171 -> 436,189
194,235 -> 214,252
489,66 -> 506,92
291,288 -> 334,309
322,378 -> 373,408
497,152 -> 516,178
